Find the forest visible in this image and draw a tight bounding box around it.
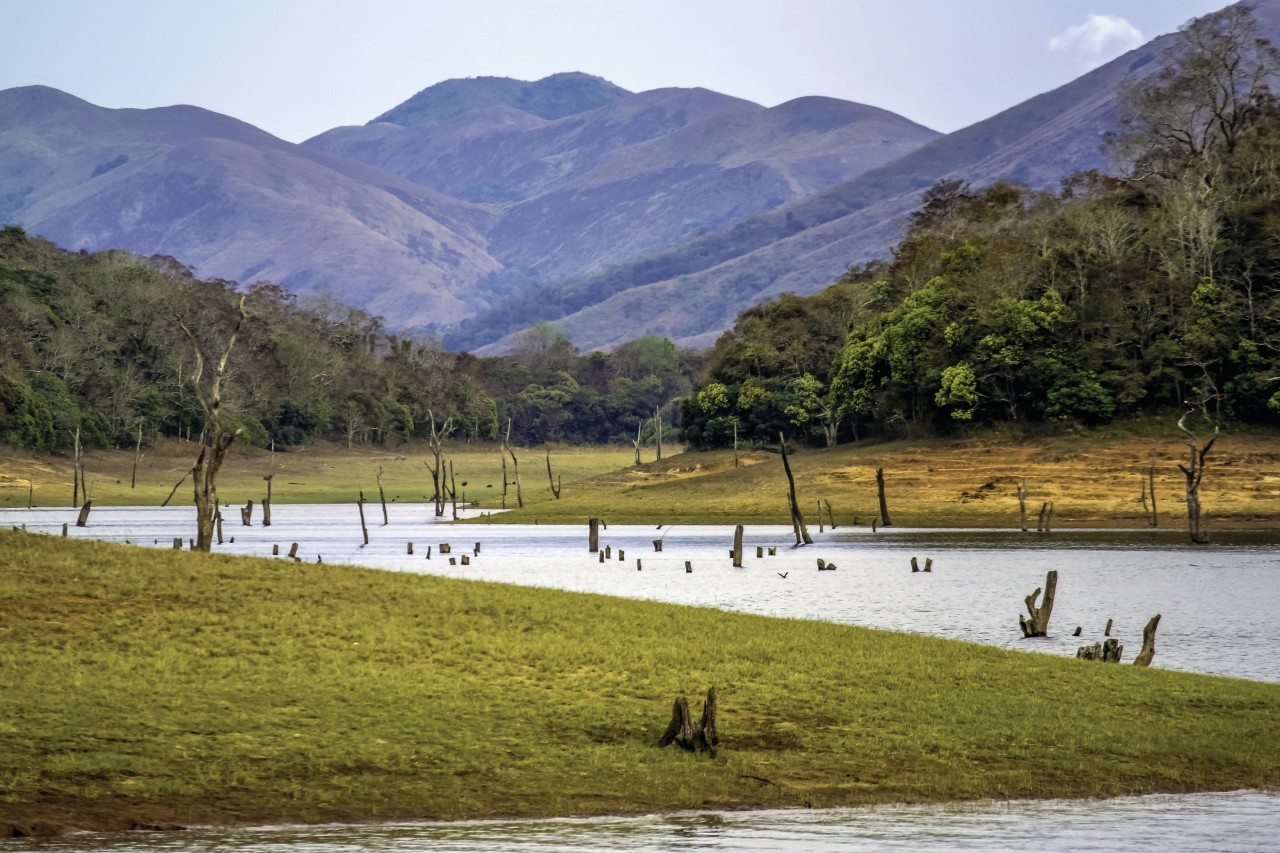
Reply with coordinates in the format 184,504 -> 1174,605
684,7 -> 1280,448
1,7 -> 1277,456
0,232 -> 700,453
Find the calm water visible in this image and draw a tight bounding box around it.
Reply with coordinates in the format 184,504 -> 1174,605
8,504 -> 1278,681
9,792 -> 1280,852
5,505 -> 1279,851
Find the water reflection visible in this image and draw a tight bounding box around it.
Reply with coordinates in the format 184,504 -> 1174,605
12,791 -> 1280,852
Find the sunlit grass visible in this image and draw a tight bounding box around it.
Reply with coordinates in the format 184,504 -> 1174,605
2,530 -> 1278,831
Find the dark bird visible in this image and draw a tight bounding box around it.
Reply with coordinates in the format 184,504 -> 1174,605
778,572 -> 789,579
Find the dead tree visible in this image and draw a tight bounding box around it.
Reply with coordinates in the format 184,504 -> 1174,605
632,417 -> 645,466
358,491 -> 369,545
780,433 -> 812,545
70,427 -> 84,507
1017,478 -> 1028,532
545,447 -> 561,499
179,296 -> 248,553
732,524 -> 744,567
1177,416 -> 1217,544
1133,614 -> 1161,667
876,467 -> 893,527
131,418 -> 144,489
425,411 -> 453,518
1018,569 -> 1058,637
654,406 -> 663,461
657,687 -> 719,756
588,517 -> 600,552
376,466 -> 389,525
503,421 -> 523,508
1147,449 -> 1158,527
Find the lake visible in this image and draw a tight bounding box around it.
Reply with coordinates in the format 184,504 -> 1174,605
4,504 -> 1278,851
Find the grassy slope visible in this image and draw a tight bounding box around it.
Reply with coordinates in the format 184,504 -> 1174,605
2,429 -> 1278,527
2,531 -> 1279,834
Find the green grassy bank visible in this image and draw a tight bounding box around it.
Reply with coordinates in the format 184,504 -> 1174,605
2,531 -> 1278,836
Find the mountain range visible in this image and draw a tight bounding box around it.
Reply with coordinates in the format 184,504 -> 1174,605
3,1 -> 1275,351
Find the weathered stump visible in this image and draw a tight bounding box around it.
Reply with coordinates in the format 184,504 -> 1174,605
288,542 -> 299,559
262,499 -> 271,527
1077,638 -> 1123,662
653,539 -> 663,552
1133,614 -> 1161,667
240,500 -> 253,526
911,556 -> 919,572
589,518 -> 600,552
1018,569 -> 1058,637
732,524 -> 744,568
657,687 -> 719,756
75,501 -> 92,528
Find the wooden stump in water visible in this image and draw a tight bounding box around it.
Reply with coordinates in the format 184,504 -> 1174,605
1077,638 -> 1123,662
1018,570 -> 1058,637
911,557 -> 919,573
288,542 -> 299,559
657,687 -> 719,756
653,539 -> 663,552
1133,614 -> 1161,667
75,501 -> 92,528
240,500 -> 253,526
589,518 -> 600,553
732,525 -> 744,568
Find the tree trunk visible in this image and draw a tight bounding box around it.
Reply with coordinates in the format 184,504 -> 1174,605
546,448 -> 561,499
732,524 -> 744,567
358,491 -> 369,545
75,500 -> 91,528
131,419 -> 143,489
181,296 -> 248,552
1019,569 -> 1058,637
654,406 -> 663,461
657,687 -> 718,756
1017,478 -> 1028,532
1177,417 -> 1216,544
1133,614 -> 1161,667
377,466 -> 389,525
589,518 -> 600,553
876,467 -> 893,527
780,432 -> 812,545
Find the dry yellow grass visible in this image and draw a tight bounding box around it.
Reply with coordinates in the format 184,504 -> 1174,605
2,430 -> 1277,528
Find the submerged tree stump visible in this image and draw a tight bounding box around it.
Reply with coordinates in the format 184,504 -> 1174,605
1077,638 -> 1123,662
75,500 -> 92,528
1133,614 -> 1161,667
1019,569 -> 1058,637
657,687 -> 719,756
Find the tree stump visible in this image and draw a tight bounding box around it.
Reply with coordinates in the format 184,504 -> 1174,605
657,687 -> 719,756
731,524 -> 744,567
240,500 -> 253,526
1077,638 -> 1123,662
75,500 -> 92,528
589,518 -> 600,552
1133,614 -> 1161,667
1018,569 -> 1058,637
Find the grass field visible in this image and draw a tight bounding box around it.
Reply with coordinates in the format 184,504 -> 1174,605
2,530 -> 1278,836
4,428 -> 1278,528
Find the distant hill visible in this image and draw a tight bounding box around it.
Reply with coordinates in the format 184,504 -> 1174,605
307,78 -> 939,320
370,72 -> 632,126
0,86 -> 501,327
8,3 -> 1279,354
465,0 -> 1280,352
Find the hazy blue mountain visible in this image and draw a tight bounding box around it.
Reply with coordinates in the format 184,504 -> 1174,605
468,1 -> 1280,352
0,85 -> 501,327
371,71 -> 632,127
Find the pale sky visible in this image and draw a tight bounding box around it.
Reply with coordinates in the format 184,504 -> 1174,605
3,0 -> 1231,143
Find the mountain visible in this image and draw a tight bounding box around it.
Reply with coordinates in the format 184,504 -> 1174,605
0,86 -> 501,327
466,0 -> 1280,352
370,72 -> 632,127
308,80 -> 939,296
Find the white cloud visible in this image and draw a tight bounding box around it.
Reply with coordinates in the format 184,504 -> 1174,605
1049,14 -> 1144,62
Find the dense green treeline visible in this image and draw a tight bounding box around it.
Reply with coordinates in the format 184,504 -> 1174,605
683,7 -> 1280,449
0,229 -> 699,453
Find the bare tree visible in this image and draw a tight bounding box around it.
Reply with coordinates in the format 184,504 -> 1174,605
179,296 -> 248,552
1177,414 -> 1218,544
